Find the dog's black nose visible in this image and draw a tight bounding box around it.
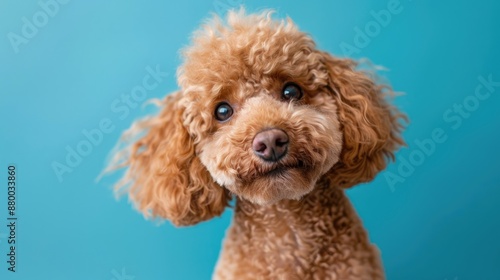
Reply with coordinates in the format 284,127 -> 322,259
252,128 -> 289,162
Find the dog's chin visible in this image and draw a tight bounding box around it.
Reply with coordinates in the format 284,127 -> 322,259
232,167 -> 320,205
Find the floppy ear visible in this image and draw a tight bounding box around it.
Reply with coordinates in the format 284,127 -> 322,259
321,53 -> 406,188
109,91 -> 229,226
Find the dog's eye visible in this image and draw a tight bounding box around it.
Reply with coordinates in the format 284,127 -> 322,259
215,102 -> 233,122
282,83 -> 303,100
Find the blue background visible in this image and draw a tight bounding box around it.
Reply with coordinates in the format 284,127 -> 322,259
1,0 -> 499,279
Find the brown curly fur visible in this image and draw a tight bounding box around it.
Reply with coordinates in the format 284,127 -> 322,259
107,9 -> 405,280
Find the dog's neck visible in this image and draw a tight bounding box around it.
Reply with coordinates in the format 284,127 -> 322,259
215,179 -> 381,278
233,179 -> 363,232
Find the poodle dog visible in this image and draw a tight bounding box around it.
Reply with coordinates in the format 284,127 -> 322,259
108,9 -> 405,280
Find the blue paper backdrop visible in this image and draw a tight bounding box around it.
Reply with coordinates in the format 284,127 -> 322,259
1,0 -> 499,279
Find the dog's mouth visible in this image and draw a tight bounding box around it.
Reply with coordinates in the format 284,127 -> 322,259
235,149 -> 318,183
258,160 -> 305,177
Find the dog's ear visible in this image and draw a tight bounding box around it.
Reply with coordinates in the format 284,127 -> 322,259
109,92 -> 229,226
320,53 -> 406,188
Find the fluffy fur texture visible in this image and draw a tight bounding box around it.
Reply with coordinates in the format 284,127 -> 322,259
107,9 -> 405,279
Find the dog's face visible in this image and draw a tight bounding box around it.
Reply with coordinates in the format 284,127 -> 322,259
198,95 -> 341,205
179,14 -> 342,204
109,11 -> 405,226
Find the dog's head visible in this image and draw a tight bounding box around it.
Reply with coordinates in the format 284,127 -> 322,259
108,10 -> 405,226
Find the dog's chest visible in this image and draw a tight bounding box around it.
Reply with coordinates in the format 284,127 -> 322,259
213,192 -> 384,279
